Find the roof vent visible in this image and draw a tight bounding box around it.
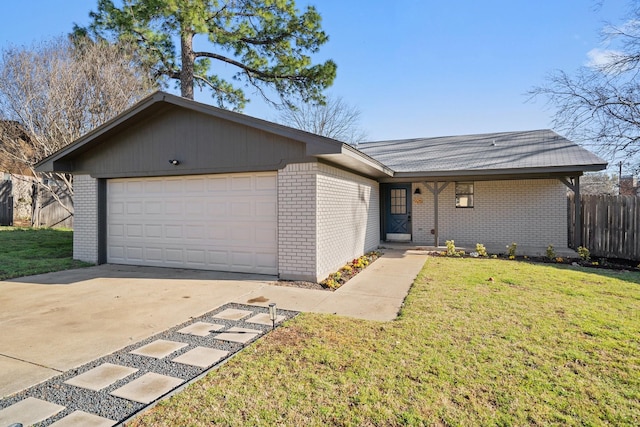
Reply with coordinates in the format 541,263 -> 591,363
491,140 -> 497,146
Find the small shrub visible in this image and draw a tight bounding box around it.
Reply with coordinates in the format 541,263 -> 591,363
546,244 -> 556,260
475,243 -> 488,257
445,240 -> 457,257
506,242 -> 517,258
490,254 -> 498,259
577,246 -> 590,261
555,257 -> 564,263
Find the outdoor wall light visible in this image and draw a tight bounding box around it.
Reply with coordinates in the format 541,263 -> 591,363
414,187 -> 422,195
169,159 -> 180,165
268,303 -> 277,330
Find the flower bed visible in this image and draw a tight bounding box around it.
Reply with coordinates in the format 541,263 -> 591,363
320,251 -> 382,290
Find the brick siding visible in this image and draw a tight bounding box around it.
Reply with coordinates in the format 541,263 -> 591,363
316,163 -> 380,281
73,174 -> 99,263
411,179 -> 568,248
277,163 -> 318,281
277,162 -> 380,282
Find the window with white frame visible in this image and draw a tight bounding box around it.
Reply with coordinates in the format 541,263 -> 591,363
455,182 -> 474,208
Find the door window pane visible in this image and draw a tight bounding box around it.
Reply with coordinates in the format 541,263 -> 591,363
390,188 -> 407,214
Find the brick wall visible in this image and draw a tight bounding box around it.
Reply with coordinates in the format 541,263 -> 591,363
316,163 -> 380,281
411,179 -> 568,248
73,174 -> 99,263
277,162 -> 380,282
277,163 -> 318,281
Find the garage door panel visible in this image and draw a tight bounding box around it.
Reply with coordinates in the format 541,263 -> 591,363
231,176 -> 252,191
208,225 -> 229,240
207,177 -> 229,192
256,201 -> 277,217
109,246 -> 125,260
165,225 -> 183,239
107,173 -> 277,275
256,175 -> 277,190
145,225 -> 163,238
230,251 -> 253,268
165,248 -> 184,263
145,201 -> 162,215
144,180 -> 163,193
185,200 -> 205,216
126,246 -> 144,261
164,180 -> 183,193
109,224 -> 124,237
165,201 -> 183,215
255,227 -> 277,243
145,247 -> 163,262
256,252 -> 277,268
231,201 -> 252,216
126,181 -> 144,193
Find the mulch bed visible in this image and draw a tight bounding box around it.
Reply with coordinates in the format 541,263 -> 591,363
272,250 -> 383,291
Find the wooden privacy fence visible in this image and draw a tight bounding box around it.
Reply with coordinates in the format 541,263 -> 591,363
0,179 -> 13,226
32,182 -> 73,228
568,194 -> 640,261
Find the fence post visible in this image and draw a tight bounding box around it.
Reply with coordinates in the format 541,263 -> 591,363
575,176 -> 582,248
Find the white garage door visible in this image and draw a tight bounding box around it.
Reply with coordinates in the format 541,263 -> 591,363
107,173 -> 278,275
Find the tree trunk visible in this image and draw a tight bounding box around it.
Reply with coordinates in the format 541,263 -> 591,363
180,30 -> 195,99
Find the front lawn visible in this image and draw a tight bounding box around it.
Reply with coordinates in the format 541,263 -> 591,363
0,227 -> 90,280
130,258 -> 640,426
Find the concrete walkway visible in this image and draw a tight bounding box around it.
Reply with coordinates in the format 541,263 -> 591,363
0,249 -> 427,398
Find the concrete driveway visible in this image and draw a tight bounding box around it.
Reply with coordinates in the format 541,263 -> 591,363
0,249 -> 427,398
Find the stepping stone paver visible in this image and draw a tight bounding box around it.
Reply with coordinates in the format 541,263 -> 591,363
65,363 -> 138,391
213,326 -> 262,343
110,372 -> 183,404
172,346 -> 229,368
0,397 -> 65,426
49,410 -> 115,427
130,339 -> 188,359
177,321 -> 225,336
246,312 -> 287,326
213,308 -> 253,320
0,304 -> 296,427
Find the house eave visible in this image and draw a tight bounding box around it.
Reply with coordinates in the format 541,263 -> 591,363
316,144 -> 394,178
378,164 -> 608,183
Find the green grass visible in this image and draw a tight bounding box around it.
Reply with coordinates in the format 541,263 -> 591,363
0,227 -> 91,280
130,258 -> 640,426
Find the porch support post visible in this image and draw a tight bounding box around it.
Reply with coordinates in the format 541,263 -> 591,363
559,176 -> 582,248
424,181 -> 449,247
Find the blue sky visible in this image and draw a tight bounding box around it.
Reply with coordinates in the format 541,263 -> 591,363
0,0 -> 631,141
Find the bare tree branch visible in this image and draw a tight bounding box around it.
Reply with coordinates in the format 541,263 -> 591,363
0,36 -> 156,223
276,95 -> 368,145
529,6 -> 640,173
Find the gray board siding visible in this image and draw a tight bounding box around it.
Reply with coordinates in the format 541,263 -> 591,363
69,107 -> 308,178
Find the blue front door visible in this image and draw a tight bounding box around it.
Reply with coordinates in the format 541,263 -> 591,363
385,184 -> 411,241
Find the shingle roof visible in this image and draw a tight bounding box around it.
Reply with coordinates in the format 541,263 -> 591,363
357,130 -> 607,175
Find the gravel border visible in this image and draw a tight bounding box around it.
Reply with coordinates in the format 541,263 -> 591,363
0,303 -> 298,426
